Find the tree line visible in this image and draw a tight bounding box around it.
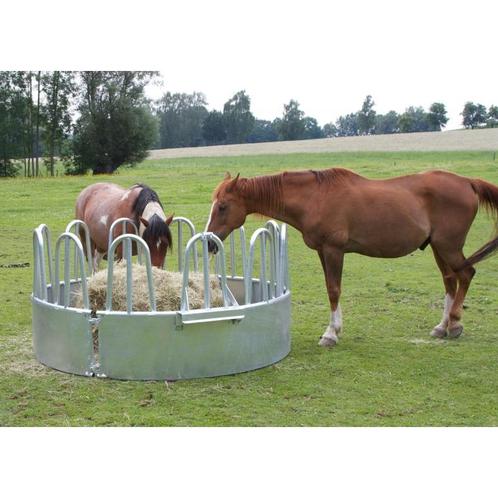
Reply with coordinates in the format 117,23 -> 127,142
0,71 -> 496,177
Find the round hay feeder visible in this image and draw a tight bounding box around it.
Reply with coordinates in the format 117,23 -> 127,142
31,218 -> 291,380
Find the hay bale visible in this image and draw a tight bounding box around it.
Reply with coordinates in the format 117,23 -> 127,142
73,262 -> 224,312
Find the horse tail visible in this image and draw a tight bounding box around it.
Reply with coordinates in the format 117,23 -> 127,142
460,178 -> 498,269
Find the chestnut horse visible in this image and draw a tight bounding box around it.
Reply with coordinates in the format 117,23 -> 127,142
206,169 -> 498,346
75,183 -> 173,270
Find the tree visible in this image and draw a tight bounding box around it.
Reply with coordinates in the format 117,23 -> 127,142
156,92 -> 208,148
322,122 -> 339,138
69,71 -> 157,174
223,90 -> 255,144
202,110 -> 227,145
35,71 -> 41,176
41,71 -> 75,176
335,113 -> 359,137
302,117 -> 323,139
399,106 -> 431,133
487,105 -> 498,128
247,119 -> 279,143
427,102 -> 448,131
374,111 -> 399,134
461,102 -> 487,129
358,95 -> 376,135
0,72 -> 31,177
278,100 -> 305,140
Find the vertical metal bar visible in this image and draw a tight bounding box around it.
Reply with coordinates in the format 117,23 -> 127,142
245,239 -> 257,305
239,226 -> 247,282
266,221 -> 280,297
77,242 -> 89,309
280,224 -> 289,292
211,235 -> 229,307
260,233 -> 268,301
64,236 -> 71,307
178,222 -> 183,271
125,238 -> 133,313
106,254 -> 115,311
202,236 -> 210,308
230,231 -> 236,277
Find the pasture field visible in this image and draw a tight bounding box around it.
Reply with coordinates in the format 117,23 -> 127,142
1,150 -> 498,426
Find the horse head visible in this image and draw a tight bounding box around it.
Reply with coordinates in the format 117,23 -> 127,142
206,173 -> 248,253
140,213 -> 174,267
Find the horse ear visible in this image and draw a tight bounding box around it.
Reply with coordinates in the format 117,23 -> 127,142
140,217 -> 149,227
226,173 -> 240,193
165,213 -> 174,225
224,171 -> 231,181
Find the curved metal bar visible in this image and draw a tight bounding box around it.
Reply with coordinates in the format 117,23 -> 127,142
32,226 -> 48,300
245,228 -> 276,305
265,220 -> 281,296
107,217 -> 138,251
65,219 -> 94,275
180,232 -> 229,311
171,217 -> 197,272
54,232 -> 89,309
106,234 -> 156,313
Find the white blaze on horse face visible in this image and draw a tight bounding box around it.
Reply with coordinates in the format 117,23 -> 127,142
205,201 -> 216,232
140,202 -> 166,236
100,215 -> 108,227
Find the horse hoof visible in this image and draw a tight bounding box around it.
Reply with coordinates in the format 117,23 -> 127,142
448,325 -> 463,339
430,326 -> 447,338
318,335 -> 338,347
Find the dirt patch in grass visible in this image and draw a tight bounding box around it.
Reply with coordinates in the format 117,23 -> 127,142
408,338 -> 448,346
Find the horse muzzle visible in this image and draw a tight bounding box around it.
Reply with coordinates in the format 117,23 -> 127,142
207,239 -> 219,254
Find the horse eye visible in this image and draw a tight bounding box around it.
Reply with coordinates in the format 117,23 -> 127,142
218,204 -> 227,213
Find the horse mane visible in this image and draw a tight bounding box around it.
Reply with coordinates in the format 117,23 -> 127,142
308,167 -> 359,185
241,174 -> 284,214
215,168 -> 357,215
131,184 -> 163,217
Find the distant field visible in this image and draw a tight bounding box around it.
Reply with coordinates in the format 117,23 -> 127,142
148,128 -> 498,159
2,150 -> 498,426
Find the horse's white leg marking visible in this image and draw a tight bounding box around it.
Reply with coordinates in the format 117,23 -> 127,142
319,305 -> 342,346
431,293 -> 454,338
205,201 -> 216,232
93,250 -> 105,273
99,215 -> 108,227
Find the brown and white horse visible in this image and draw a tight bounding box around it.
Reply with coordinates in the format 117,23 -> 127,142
75,183 -> 173,270
206,169 -> 498,346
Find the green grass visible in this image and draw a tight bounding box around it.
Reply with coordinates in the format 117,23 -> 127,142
1,150 -> 498,426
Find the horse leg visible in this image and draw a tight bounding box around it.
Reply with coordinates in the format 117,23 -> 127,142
317,246 -> 344,348
430,247 -> 476,339
430,247 -> 458,338
448,264 -> 476,338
